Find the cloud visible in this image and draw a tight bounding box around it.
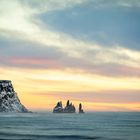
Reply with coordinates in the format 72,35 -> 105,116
1,37 -> 140,77
22,0 -> 87,13
116,0 -> 140,7
0,0 -> 140,78
87,0 -> 140,8
33,89 -> 140,103
40,2 -> 140,50
1,0 -> 140,111
0,0 -> 38,35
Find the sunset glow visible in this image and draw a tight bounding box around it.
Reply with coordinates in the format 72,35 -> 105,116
0,0 -> 140,111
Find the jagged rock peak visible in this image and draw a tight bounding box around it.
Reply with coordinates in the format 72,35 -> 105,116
79,103 -> 84,113
64,100 -> 76,113
53,101 -> 63,113
0,80 -> 29,113
53,100 -> 76,113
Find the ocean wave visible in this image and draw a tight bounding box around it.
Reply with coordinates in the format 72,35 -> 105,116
38,127 -> 94,131
0,132 -> 100,140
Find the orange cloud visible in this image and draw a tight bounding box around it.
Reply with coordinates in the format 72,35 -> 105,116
0,66 -> 140,111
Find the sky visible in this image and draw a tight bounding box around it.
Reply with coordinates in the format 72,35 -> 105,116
0,0 -> 140,112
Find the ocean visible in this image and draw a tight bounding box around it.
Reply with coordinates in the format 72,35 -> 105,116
0,112 -> 139,140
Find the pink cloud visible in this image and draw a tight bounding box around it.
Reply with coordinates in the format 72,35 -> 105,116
9,57 -> 63,69
29,89 -> 140,104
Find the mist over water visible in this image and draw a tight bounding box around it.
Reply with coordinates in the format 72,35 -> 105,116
0,112 -> 139,140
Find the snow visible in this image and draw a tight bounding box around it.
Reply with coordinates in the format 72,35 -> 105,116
0,80 -> 28,112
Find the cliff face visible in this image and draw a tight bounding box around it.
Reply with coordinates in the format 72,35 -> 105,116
0,80 -> 29,112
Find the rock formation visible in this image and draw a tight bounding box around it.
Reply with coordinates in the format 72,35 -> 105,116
53,100 -> 76,113
53,101 -> 63,113
0,80 -> 29,112
79,103 -> 84,113
64,100 -> 76,113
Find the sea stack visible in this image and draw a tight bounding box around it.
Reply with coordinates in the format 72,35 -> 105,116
53,101 -> 63,113
53,100 -> 76,113
0,80 -> 29,112
64,100 -> 76,113
79,103 -> 84,113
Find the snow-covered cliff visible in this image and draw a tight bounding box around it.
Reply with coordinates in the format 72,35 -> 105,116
0,80 -> 29,112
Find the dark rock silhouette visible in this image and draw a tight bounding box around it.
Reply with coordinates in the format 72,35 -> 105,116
53,100 -> 76,113
53,101 -> 63,113
79,103 -> 84,113
0,80 -> 29,112
64,100 -> 76,113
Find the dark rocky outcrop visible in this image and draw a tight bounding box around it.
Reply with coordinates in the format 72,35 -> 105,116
64,100 -> 76,113
79,103 -> 84,113
53,101 -> 63,113
0,80 -> 29,112
53,100 -> 76,113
